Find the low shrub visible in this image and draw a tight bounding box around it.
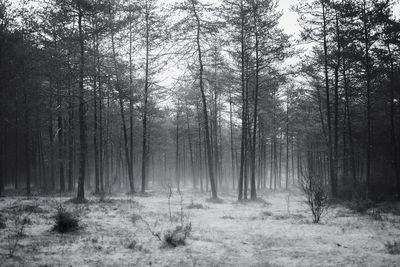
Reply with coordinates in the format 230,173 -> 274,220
131,213 -> 142,224
221,215 -> 235,220
206,197 -> 224,204
5,204 -> 45,214
127,240 -> 137,249
187,201 -> 206,209
261,211 -> 273,217
346,199 -> 374,213
52,205 -> 80,233
0,213 -> 6,229
163,223 -> 192,247
300,174 -> 329,223
98,192 -> 113,203
368,208 -> 384,221
385,240 -> 400,255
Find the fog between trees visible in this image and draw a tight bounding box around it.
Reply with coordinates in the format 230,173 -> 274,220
0,0 -> 399,202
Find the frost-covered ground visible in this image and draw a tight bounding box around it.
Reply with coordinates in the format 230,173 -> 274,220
1,188 -> 400,266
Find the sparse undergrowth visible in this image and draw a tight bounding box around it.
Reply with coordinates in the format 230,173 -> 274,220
3,202 -> 38,258
187,201 -> 207,209
4,204 -> 45,214
65,198 -> 89,204
0,213 -> 5,229
6,214 -> 31,258
1,191 -> 400,266
131,213 -> 142,224
97,192 -> 113,203
385,240 -> 400,255
206,197 -> 224,204
346,198 -> 375,213
261,211 -> 273,217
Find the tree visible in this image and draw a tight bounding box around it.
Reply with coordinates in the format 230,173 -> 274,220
173,0 -> 219,199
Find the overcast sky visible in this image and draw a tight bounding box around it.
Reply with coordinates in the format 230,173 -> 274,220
278,0 -> 300,37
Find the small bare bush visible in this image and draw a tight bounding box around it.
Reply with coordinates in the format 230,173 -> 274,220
6,213 -> 30,257
301,175 -> 329,223
140,189 -> 192,248
300,151 -> 329,223
52,204 -> 80,233
385,240 -> 400,254
4,201 -> 38,258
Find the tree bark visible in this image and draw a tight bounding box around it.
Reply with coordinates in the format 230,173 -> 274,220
77,0 -> 87,201
362,0 -> 371,199
322,2 -> 336,197
250,3 -> 259,200
191,0 -> 217,199
141,0 -> 150,193
110,14 -> 134,194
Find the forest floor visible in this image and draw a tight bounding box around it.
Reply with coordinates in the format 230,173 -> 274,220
1,188 -> 400,266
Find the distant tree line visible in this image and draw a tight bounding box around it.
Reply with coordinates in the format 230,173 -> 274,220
0,0 -> 399,202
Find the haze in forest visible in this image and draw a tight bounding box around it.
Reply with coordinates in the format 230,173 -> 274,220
1,0 -> 400,265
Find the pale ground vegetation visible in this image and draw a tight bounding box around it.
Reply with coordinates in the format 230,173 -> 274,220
1,188 -> 400,266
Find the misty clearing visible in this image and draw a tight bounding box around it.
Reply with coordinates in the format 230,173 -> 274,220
1,0 -> 400,266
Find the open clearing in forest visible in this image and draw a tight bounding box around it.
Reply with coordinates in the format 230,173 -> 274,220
1,190 -> 400,266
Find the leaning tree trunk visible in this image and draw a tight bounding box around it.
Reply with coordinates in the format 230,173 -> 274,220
191,0 -> 217,199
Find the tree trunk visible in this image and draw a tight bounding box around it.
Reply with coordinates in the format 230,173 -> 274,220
322,2 -> 336,197
250,5 -> 259,200
57,87 -> 65,192
186,109 -> 196,188
333,11 -> 340,193
191,0 -> 217,199
141,0 -> 150,193
229,88 -> 235,190
362,0 -> 371,199
387,44 -> 400,198
110,16 -> 134,194
342,57 -> 357,194
129,8 -> 134,194
77,1 -> 87,201
238,0 -> 246,200
286,92 -> 290,189
175,102 -> 180,190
